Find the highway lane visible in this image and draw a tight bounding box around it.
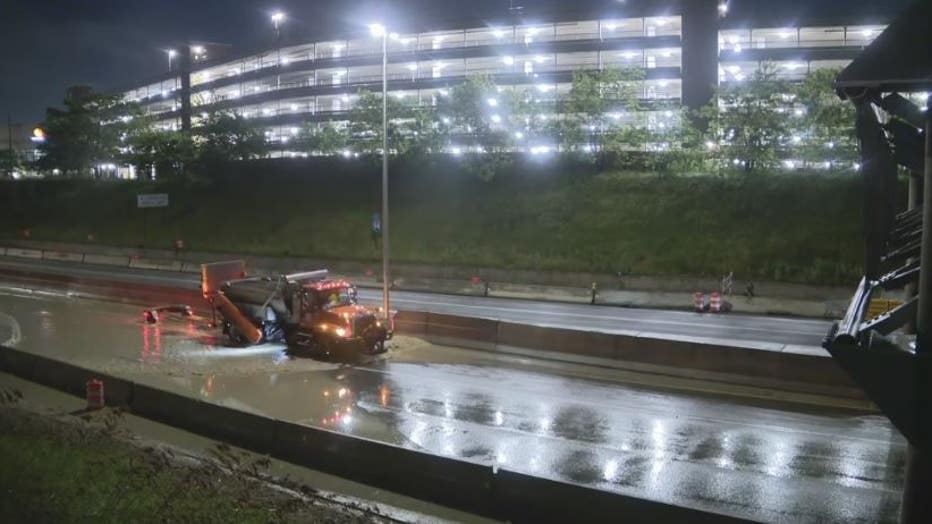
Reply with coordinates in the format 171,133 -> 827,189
0,287 -> 904,523
0,257 -> 831,348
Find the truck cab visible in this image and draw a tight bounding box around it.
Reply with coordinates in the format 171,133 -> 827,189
294,279 -> 390,353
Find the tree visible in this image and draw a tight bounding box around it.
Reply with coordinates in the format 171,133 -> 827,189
347,89 -> 410,155
703,63 -> 791,172
562,67 -> 645,156
405,106 -> 447,158
1,149 -> 23,179
36,90 -> 147,176
302,122 -> 349,156
642,108 -> 708,176
195,112 -> 266,162
124,129 -> 196,180
442,75 -> 512,180
792,67 -> 857,170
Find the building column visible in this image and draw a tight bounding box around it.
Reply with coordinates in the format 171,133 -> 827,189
917,99 -> 932,353
180,45 -> 193,133
681,0 -> 719,113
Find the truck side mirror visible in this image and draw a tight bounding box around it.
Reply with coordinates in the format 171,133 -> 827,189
350,286 -> 358,302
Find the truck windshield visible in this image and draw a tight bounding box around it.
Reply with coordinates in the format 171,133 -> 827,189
318,288 -> 354,309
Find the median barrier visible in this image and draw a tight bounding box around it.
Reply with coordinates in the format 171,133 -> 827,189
393,310 -> 428,336
393,277 -> 485,297
496,322 -> 615,359
4,247 -> 42,259
82,253 -> 130,267
131,382 -> 209,429
0,346 -> 134,405
425,313 -> 498,350
129,257 -> 183,272
0,247 -> 5,257
273,420 -> 496,515
41,250 -> 85,263
487,282 -> 592,304
181,398 -> 278,454
493,468 -> 747,523
180,262 -> 202,274
131,384 -> 277,455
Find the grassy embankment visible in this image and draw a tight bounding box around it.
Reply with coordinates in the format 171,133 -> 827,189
0,160 -> 876,285
0,404 -> 373,523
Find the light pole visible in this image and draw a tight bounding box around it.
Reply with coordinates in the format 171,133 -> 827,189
369,23 -> 390,317
166,49 -> 177,72
271,11 -> 286,151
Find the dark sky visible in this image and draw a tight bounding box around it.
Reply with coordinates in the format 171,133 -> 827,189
0,0 -> 912,124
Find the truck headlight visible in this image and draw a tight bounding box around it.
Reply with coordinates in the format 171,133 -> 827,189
334,327 -> 346,337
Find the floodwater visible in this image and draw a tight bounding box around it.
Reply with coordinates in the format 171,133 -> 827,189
0,286 -> 905,523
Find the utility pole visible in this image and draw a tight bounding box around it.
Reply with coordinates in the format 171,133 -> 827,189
6,114 -> 13,179
380,28 -> 391,318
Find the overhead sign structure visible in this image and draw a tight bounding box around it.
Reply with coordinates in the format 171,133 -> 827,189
137,193 -> 169,208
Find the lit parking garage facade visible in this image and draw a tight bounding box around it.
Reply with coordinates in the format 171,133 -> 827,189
116,1 -> 889,159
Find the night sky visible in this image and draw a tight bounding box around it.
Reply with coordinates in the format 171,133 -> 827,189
0,0 -> 913,124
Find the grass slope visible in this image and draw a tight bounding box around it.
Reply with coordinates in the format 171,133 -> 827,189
0,161 -> 877,285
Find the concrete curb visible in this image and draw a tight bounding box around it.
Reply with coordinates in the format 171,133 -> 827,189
0,345 -> 750,523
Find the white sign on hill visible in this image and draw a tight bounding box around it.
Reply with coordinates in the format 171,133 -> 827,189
137,193 -> 169,208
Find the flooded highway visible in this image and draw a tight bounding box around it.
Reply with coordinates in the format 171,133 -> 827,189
0,286 -> 906,523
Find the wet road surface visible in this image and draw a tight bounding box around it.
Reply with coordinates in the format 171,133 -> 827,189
0,257 -> 830,347
0,287 -> 904,523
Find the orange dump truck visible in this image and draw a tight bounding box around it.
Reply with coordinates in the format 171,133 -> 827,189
201,260 -> 391,354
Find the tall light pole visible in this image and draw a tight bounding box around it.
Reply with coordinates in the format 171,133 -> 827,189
271,11 -> 286,151
369,23 -> 390,317
166,49 -> 177,72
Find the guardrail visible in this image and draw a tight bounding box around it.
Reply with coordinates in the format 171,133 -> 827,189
0,345 -> 748,523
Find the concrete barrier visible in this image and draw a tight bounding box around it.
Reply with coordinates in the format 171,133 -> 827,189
393,310 -> 428,336
4,247 -> 42,259
488,282 -> 592,304
273,420 -> 495,515
0,247 -> 5,257
132,382 -> 207,427
41,250 -> 85,263
83,253 -> 130,267
129,257 -> 184,272
425,313 -> 498,350
497,322 -> 615,360
493,469 -> 747,523
0,346 -> 134,405
393,277 -> 485,297
180,262 -> 203,274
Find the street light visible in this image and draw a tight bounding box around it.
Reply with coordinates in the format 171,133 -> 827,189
271,11 -> 285,38
271,11 -> 287,140
369,22 -> 391,319
166,49 -> 177,72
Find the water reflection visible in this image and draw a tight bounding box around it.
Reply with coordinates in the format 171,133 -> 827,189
141,324 -> 162,363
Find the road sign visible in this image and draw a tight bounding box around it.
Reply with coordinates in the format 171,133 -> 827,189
137,193 -> 169,208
